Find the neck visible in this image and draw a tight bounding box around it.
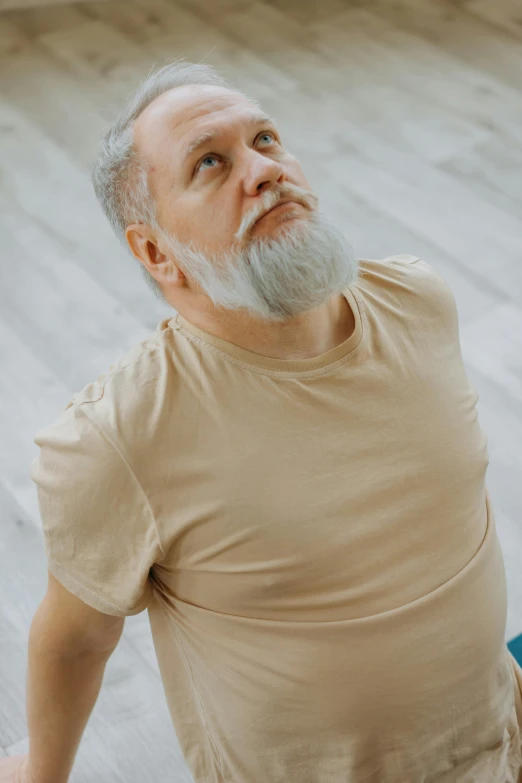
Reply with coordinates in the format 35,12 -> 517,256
174,293 -> 356,360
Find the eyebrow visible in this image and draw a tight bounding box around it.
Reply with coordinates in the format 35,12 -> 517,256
183,114 -> 277,161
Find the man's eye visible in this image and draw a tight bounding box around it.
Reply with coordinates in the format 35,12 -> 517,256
197,154 -> 220,173
257,132 -> 277,147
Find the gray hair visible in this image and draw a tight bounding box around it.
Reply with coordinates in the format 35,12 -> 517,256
91,59 -> 232,304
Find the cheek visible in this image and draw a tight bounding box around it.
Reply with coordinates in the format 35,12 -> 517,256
202,203 -> 237,249
284,154 -> 312,190
181,202 -> 236,257
161,196 -> 233,252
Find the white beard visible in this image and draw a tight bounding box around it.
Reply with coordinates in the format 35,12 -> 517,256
160,205 -> 359,323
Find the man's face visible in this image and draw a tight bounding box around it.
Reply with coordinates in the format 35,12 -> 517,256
134,84 -> 314,257
132,84 -> 357,322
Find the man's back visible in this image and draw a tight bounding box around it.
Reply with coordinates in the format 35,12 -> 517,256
31,255 -> 522,782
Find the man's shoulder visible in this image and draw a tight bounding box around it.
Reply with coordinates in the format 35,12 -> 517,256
356,253 -> 459,332
358,253 -> 422,275
70,333 -> 162,410
381,253 -> 422,266
357,253 -> 442,285
36,322 -> 174,452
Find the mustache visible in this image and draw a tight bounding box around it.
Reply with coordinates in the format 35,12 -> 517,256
234,184 -> 319,240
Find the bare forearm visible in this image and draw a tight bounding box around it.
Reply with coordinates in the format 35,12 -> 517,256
25,612 -> 113,783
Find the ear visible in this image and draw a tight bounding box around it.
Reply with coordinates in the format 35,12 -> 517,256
125,224 -> 186,287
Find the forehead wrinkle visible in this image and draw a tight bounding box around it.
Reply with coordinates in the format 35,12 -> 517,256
135,90 -> 246,163
183,113 -> 276,159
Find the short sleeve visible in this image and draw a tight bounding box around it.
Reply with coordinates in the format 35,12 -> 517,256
30,402 -> 163,617
384,253 -> 421,265
385,253 -> 460,329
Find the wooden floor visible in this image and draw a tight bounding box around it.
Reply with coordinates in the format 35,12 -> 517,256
1,0 -> 521,779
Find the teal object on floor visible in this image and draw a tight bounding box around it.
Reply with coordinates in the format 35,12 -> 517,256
508,633 -> 522,666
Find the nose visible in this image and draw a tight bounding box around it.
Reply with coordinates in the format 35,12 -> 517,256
242,150 -> 285,197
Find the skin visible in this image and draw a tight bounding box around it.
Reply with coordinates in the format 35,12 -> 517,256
126,84 -> 356,359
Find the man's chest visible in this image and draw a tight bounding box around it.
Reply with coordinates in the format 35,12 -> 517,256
146,359 -> 489,622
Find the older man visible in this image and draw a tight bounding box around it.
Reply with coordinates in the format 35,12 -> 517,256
2,60 -> 521,783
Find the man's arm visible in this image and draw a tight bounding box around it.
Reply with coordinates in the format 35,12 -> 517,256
13,572 -> 124,783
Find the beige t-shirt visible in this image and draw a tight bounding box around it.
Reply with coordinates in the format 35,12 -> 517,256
31,254 -> 522,783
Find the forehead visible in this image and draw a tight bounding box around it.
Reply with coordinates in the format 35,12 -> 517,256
133,85 -> 265,171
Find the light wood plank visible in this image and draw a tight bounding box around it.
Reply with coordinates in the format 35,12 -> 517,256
467,0 -> 522,40
312,8 -> 494,164
193,0 -> 329,90
311,7 -> 522,143
0,43 -> 117,167
77,0 -> 298,100
0,0 -> 106,9
264,0 -> 348,24
0,314 -> 72,523
0,16 -> 25,53
460,303 -> 522,403
0,216 -> 153,389
37,18 -> 155,109
0,480 -> 48,747
1,3 -> 89,35
124,613 -> 161,676
356,0 -> 522,93
438,130 -> 522,218
0,101 -> 168,329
